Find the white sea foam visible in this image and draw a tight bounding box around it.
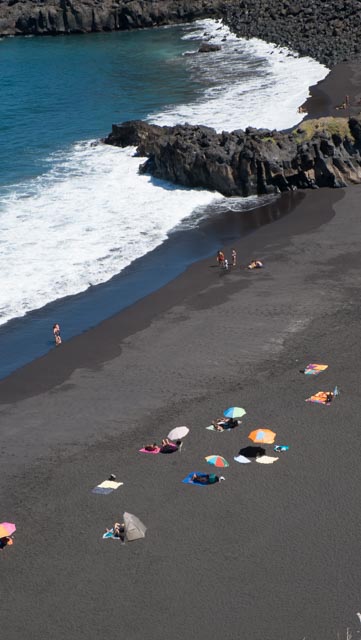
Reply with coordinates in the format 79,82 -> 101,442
0,19 -> 329,325
151,19 -> 329,132
0,143 -> 223,325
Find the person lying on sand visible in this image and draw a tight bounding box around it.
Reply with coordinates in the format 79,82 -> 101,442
106,522 -> 125,540
325,391 -> 334,404
160,440 -> 181,453
248,259 -> 263,270
144,443 -> 159,452
212,421 -> 225,431
213,417 -> 238,430
0,536 -> 13,550
192,473 -> 225,484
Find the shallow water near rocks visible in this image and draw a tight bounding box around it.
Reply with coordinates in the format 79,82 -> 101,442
0,20 -> 328,375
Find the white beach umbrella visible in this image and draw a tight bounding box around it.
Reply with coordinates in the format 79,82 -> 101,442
167,426 -> 189,440
123,512 -> 147,541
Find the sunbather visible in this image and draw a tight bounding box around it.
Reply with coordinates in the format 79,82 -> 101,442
144,443 -> 158,451
192,473 -> 224,484
0,536 -> 13,550
248,259 -> 263,269
212,419 -> 225,431
213,417 -> 238,429
106,522 -> 125,540
325,391 -> 334,404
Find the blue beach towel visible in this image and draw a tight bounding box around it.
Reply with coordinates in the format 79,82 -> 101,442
103,529 -> 119,539
102,528 -> 125,542
182,472 -> 219,486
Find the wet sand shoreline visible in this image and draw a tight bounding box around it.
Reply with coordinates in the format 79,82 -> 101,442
2,62 -> 361,639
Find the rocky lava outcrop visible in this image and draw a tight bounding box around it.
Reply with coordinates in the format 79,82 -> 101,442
0,0 -> 224,37
1,0 -> 361,68
104,117 -> 361,196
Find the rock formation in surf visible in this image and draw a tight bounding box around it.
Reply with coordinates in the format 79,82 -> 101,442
103,117 -> 361,196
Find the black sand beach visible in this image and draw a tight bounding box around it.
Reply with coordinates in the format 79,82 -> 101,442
2,64 -> 361,639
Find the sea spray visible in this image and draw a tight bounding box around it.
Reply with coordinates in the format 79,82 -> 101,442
0,19 -> 329,325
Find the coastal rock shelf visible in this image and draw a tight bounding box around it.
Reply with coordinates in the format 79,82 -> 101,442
0,0 -> 223,37
1,0 -> 361,67
104,117 -> 361,196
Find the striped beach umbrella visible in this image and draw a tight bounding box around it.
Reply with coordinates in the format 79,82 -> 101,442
205,455 -> 229,468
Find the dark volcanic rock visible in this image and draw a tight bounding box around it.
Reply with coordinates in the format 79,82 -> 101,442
198,42 -> 221,53
104,118 -> 361,196
0,0 -> 224,37
1,0 -> 361,67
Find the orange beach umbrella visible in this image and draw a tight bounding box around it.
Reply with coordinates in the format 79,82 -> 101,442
0,522 -> 16,538
248,429 -> 276,444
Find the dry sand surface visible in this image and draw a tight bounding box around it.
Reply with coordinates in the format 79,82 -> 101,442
2,66 -> 361,639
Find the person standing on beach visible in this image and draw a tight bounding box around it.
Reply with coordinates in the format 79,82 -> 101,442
217,250 -> 225,267
231,249 -> 237,267
53,323 -> 62,346
55,334 -> 62,347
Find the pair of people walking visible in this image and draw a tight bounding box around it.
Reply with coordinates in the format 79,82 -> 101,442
53,323 -> 62,346
217,249 -> 237,269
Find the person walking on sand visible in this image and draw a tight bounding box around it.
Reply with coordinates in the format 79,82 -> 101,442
53,323 -> 62,346
217,250 -> 224,267
231,248 -> 237,267
55,334 -> 62,347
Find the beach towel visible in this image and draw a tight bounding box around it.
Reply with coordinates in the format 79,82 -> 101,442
139,447 -> 161,454
234,455 -> 251,464
102,528 -> 124,541
305,391 -> 332,405
182,472 -> 218,486
92,480 -> 123,494
304,363 -> 328,375
274,445 -> 289,452
255,456 -> 279,464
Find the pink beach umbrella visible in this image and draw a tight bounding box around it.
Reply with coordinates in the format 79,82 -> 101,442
0,522 -> 16,538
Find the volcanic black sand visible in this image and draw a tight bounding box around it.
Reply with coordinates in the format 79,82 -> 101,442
2,64 -> 361,639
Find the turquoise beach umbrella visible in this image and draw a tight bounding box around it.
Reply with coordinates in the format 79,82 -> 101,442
223,407 -> 246,419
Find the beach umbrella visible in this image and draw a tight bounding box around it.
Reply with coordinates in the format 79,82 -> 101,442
123,512 -> 146,542
205,455 -> 229,468
167,426 -> 189,440
223,407 -> 246,419
0,522 -> 16,538
239,446 -> 265,459
248,429 -> 276,444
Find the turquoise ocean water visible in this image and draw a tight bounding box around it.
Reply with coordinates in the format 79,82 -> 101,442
0,27 -> 198,186
0,20 -> 328,377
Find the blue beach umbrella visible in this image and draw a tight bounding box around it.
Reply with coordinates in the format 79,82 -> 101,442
223,406 -> 246,419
